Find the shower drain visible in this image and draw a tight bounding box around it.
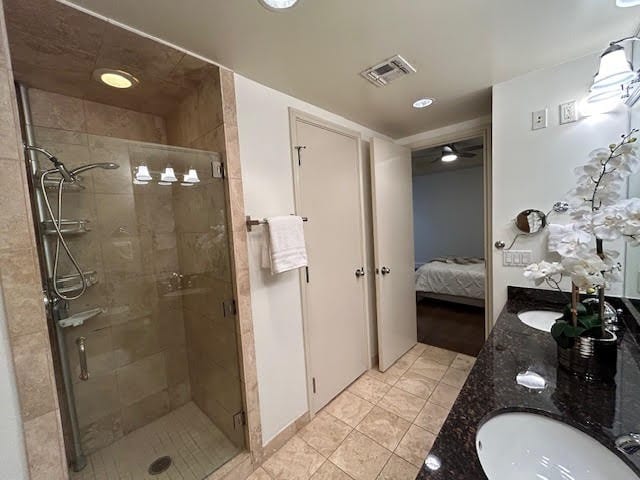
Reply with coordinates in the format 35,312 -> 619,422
148,456 -> 172,475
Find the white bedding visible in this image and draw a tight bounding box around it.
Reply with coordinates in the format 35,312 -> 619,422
415,260 -> 485,299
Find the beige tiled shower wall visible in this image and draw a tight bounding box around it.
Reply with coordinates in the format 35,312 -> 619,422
28,88 -> 194,455
166,70 -> 246,449
0,4 -> 68,479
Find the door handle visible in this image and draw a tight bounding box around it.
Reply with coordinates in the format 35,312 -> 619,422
76,337 -> 89,381
355,267 -> 365,278
381,266 -> 391,275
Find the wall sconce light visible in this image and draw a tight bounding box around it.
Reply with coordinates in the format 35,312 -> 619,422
586,36 -> 640,111
182,168 -> 200,184
592,43 -> 636,90
160,166 -> 178,183
135,164 -> 152,182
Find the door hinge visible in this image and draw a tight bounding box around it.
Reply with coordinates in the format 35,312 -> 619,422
233,411 -> 246,430
212,161 -> 225,179
295,145 -> 306,166
223,299 -> 237,317
305,266 -> 310,283
312,377 -> 317,394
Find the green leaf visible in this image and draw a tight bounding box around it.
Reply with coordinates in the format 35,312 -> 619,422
577,314 -> 601,330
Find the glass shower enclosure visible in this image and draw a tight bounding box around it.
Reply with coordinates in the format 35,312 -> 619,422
19,86 -> 245,479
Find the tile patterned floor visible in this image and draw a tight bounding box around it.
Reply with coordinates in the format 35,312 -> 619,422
70,402 -> 241,480
250,343 -> 475,480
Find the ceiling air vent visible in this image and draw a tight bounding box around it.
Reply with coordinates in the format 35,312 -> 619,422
360,55 -> 416,87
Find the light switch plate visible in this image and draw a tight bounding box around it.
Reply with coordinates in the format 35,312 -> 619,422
503,250 -> 533,267
532,109 -> 547,130
559,101 -> 578,124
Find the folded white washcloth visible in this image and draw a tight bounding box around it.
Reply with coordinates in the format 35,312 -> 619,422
261,216 -> 308,274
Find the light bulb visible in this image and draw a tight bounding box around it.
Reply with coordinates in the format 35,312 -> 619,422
160,166 -> 178,183
135,165 -> 152,181
441,146 -> 458,162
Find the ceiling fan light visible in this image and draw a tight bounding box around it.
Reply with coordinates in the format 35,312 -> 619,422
592,44 -> 636,89
441,146 -> 458,162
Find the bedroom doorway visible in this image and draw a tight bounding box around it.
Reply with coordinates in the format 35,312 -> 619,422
410,132 -> 490,356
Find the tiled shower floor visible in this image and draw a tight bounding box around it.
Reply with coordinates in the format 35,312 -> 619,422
71,402 -> 240,480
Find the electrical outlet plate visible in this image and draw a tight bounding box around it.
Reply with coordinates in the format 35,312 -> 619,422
532,109 -> 547,130
559,101 -> 578,125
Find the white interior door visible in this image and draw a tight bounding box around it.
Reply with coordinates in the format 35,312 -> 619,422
371,137 -> 417,371
293,113 -> 368,413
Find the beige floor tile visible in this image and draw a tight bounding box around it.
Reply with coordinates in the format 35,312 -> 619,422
395,370 -> 438,398
324,391 -> 374,427
299,412 -> 352,457
430,383 -> 461,409
355,406 -> 410,451
329,430 -> 391,480
348,374 -> 391,404
377,454 -> 419,480
420,346 -> 458,367
450,353 -> 475,372
395,424 -> 436,468
408,343 -> 427,356
311,461 -> 352,480
263,436 -> 325,480
247,467 -> 273,480
414,401 -> 450,434
367,361 -> 406,386
441,366 -> 470,389
378,387 -> 426,422
408,357 -> 448,382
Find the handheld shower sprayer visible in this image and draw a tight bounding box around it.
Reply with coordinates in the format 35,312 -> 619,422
25,144 -> 75,183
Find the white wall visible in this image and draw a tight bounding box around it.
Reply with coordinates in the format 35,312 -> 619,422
413,167 -> 484,265
492,52 -> 629,319
398,115 -> 492,147
234,74 -> 386,444
0,291 -> 29,480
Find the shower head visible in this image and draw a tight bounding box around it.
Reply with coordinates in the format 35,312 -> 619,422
25,144 -> 75,183
70,163 -> 120,175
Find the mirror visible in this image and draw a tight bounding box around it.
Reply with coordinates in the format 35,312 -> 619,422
625,45 -> 640,299
515,209 -> 547,234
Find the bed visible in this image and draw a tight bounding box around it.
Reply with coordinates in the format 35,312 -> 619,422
415,257 -> 485,307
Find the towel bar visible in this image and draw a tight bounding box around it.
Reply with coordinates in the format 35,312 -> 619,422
245,215 -> 308,232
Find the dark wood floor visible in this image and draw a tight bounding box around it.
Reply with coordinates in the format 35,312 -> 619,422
417,298 -> 485,357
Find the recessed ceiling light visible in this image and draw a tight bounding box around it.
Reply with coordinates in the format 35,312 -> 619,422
616,0 -> 640,6
93,68 -> 139,89
259,0 -> 299,11
412,98 -> 434,109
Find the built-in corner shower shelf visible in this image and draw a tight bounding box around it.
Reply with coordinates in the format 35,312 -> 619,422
42,219 -> 91,235
56,271 -> 98,294
58,307 -> 104,328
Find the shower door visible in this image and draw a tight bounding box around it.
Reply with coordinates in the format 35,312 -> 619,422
29,129 -> 245,479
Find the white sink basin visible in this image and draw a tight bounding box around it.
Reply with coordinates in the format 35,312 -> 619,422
476,412 -> 638,480
517,310 -> 562,332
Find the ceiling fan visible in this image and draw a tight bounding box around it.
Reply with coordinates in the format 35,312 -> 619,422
411,143 -> 482,163
439,144 -> 481,162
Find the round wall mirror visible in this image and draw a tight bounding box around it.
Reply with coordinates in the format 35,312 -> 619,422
515,209 -> 547,234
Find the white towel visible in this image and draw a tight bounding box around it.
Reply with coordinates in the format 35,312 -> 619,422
261,216 -> 308,274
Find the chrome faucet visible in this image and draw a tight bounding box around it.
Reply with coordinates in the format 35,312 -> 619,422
616,434 -> 640,455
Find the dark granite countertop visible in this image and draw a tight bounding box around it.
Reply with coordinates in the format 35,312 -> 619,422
417,287 -> 640,479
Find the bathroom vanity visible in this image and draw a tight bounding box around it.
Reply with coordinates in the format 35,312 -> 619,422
417,287 -> 640,479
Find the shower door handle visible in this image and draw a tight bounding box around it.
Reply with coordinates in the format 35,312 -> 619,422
76,337 -> 89,381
